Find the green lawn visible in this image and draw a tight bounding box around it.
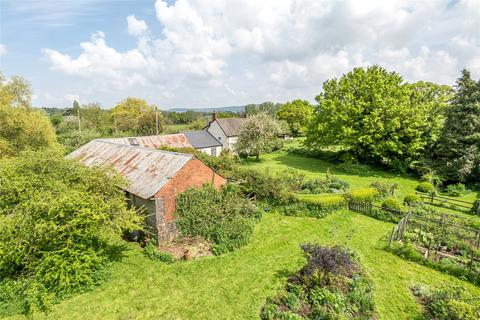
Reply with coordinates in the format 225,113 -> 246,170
9,211 -> 479,320
6,147 -> 480,320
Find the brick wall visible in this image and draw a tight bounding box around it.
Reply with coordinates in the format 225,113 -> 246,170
154,158 -> 226,242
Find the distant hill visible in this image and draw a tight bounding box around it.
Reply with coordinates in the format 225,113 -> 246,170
168,105 -> 245,113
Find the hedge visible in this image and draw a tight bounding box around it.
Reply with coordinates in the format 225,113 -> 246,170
346,188 -> 380,203
416,182 -> 435,194
381,198 -> 407,213
281,194 -> 347,217
404,193 -> 421,206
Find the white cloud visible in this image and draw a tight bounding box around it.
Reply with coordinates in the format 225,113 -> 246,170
0,44 -> 7,57
42,0 -> 480,108
127,15 -> 148,37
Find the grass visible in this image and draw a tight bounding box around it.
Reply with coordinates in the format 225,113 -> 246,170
5,144 -> 480,319
8,211 -> 479,320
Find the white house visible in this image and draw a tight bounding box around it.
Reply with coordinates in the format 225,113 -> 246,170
204,114 -> 246,151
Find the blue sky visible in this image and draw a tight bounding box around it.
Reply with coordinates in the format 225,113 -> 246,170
1,0 -> 479,109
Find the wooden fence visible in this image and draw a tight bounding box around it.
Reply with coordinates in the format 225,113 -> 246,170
416,192 -> 477,213
388,211 -> 480,274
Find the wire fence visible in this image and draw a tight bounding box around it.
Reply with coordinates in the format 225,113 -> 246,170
415,192 -> 479,214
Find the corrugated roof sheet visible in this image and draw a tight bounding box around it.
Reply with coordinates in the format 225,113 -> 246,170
184,130 -> 222,148
106,133 -> 193,149
67,139 -> 192,199
214,118 -> 247,137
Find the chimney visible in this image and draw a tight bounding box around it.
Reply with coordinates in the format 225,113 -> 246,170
212,111 -> 217,121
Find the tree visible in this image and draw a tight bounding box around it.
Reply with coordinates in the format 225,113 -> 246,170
0,73 -> 32,109
0,74 -> 57,157
432,69 -> 480,182
244,101 -> 280,117
276,99 -> 313,136
305,66 -> 438,170
235,113 -> 282,160
0,150 -> 140,314
112,97 -> 164,135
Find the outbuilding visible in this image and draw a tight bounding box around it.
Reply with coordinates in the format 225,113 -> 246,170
68,139 -> 226,243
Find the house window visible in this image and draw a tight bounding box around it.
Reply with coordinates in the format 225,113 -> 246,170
211,147 -> 217,156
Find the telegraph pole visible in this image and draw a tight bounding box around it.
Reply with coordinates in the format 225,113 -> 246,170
77,108 -> 81,133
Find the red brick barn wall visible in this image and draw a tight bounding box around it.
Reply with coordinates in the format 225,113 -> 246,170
155,158 -> 226,224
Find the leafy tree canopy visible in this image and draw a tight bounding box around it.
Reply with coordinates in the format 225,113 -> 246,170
0,73 -> 57,157
0,150 -> 141,314
235,112 -> 282,160
112,97 -> 164,135
305,66 -> 445,170
276,99 -> 313,136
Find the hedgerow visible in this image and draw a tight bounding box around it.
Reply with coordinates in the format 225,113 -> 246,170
0,150 -> 141,316
260,245 -> 375,319
175,184 -> 260,255
346,188 -> 380,204
282,195 -> 347,217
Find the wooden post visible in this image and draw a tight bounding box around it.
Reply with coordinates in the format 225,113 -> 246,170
388,227 -> 395,247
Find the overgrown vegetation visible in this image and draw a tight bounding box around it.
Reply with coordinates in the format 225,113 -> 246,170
411,284 -> 480,320
143,243 -> 175,263
260,245 -> 375,319
175,184 -> 260,255
0,150 -> 141,316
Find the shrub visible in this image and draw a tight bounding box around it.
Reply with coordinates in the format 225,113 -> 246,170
370,180 -> 398,197
283,195 -> 347,217
260,245 -> 375,320
446,183 -> 467,197
346,188 -> 380,204
143,243 -> 175,263
0,150 -> 141,315
300,176 -> 349,194
175,184 -> 260,255
404,193 -> 421,206
231,168 -> 293,205
336,162 -> 372,175
411,284 -> 480,320
381,198 -> 407,213
416,182 -> 436,194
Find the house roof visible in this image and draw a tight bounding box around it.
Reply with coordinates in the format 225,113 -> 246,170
183,130 -> 222,148
67,139 -> 193,199
211,118 -> 247,137
105,133 -> 192,149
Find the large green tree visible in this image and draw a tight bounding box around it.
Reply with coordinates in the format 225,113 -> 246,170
306,66 -> 440,170
0,73 -> 57,157
276,99 -> 313,136
432,69 -> 480,182
235,113 -> 282,160
112,97 -> 163,135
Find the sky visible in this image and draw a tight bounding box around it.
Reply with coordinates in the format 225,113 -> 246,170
0,0 -> 479,109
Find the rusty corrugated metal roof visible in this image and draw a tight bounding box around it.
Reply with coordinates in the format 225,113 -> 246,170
67,139 -> 193,199
105,133 -> 193,149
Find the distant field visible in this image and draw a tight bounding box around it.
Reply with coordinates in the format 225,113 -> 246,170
6,144 -> 479,320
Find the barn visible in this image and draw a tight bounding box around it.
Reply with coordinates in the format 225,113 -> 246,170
68,139 -> 226,243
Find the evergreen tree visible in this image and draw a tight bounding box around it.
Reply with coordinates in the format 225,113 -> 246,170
433,69 -> 480,182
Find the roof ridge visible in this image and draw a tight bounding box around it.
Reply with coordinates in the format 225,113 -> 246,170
94,138 -> 193,158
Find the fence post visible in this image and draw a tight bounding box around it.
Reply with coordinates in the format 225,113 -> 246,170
389,227 -> 395,247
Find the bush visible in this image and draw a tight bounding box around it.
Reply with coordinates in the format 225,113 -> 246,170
446,183 -> 467,197
143,243 -> 175,263
175,184 -> 260,255
283,195 -> 347,217
416,182 -> 436,194
404,193 -> 421,206
336,162 -> 373,175
411,284 -> 480,320
231,168 -> 293,205
346,188 -> 380,204
370,180 -> 398,197
300,176 -> 349,194
260,245 -> 375,320
0,150 -> 141,315
472,200 -> 480,216
381,198 -> 407,213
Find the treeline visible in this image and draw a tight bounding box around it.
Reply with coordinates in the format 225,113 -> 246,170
303,66 -> 480,185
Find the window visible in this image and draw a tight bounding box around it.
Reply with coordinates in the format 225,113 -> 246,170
211,147 -> 217,156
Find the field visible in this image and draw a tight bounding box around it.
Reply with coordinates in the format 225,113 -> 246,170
6,146 -> 480,320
